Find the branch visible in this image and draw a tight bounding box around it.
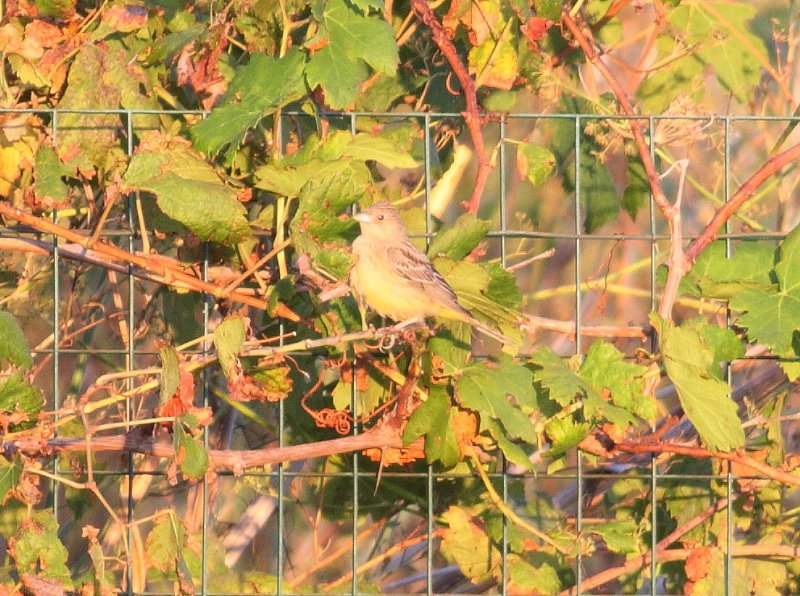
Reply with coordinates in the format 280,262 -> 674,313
614,442 -> 800,487
560,10 -> 685,320
410,0 -> 490,214
6,422 -> 406,472
521,316 -> 648,340
685,141 -> 800,263
0,203 -> 300,321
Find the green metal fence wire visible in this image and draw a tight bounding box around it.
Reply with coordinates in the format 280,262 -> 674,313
1,107 -> 798,595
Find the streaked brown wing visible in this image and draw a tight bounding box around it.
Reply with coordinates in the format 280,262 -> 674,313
386,242 -> 464,311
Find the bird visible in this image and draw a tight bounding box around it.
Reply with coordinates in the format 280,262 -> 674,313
349,200 -> 512,344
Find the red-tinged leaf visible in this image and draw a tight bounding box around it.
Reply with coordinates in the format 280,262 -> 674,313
101,4 -> 149,32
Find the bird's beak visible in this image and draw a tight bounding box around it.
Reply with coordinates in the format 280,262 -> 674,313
353,212 -> 371,223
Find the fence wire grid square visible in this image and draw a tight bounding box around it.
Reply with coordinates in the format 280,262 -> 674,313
1,107 -> 799,595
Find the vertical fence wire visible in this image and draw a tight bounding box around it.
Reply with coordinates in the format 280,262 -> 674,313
6,107 -> 799,594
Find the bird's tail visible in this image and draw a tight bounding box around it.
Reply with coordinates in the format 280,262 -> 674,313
463,314 -> 515,345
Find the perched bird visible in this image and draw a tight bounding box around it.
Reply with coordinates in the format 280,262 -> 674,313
350,200 -> 512,344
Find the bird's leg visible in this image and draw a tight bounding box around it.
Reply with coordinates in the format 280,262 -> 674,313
391,317 -> 426,332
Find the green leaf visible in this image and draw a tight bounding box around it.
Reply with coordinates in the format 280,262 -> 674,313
305,45 -> 367,109
516,143 -> 555,187
468,32 -> 519,90
403,387 -> 460,467
213,316 -> 247,378
622,160 -> 648,221
341,134 -> 417,169
585,519 -> 639,554
637,36 -> 704,112
435,259 -> 522,343
160,346 -> 180,404
579,342 -> 655,421
10,510 -> 71,585
440,506 -> 501,583
530,348 -> 593,406
731,227 -> 800,364
668,3 -> 765,105
35,0 -> 73,18
663,458 -> 714,543
306,0 -> 398,108
123,137 -> 251,244
652,314 -> 745,451
428,324 -> 472,376
146,512 -> 188,573
685,241 -> 775,299
508,555 -> 561,594
427,214 -> 490,260
581,151 -> 618,233
483,418 -> 534,470
545,417 -> 590,456
0,373 -> 44,430
457,358 -> 536,442
174,415 -> 209,479
191,49 -> 306,156
0,310 -> 32,368
0,454 -> 23,504
56,42 -> 146,171
682,319 -> 744,379
33,145 -> 70,207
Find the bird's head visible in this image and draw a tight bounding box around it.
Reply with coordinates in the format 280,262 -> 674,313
353,201 -> 407,238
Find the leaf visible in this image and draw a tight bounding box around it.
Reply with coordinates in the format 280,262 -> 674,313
545,417 -> 590,456
468,31 -> 519,90
56,42 -> 143,171
435,259 -> 522,343
685,241 -> 775,299
251,361 -> 294,402
341,134 -> 417,169
668,3 -> 765,105
0,373 -> 44,430
732,226 -> 800,365
174,414 -> 209,479
579,342 -> 655,421
123,132 -> 252,244
191,49 -> 306,156
123,133 -> 251,244
585,519 -> 639,554
213,316 -> 247,379
530,348 -> 593,406
440,506 -> 501,583
457,358 -> 537,442
622,160 -> 648,221
682,319 -> 745,379
146,512 -> 188,573
159,346 -> 181,404
482,418 -> 534,470
0,454 -> 23,504
403,387 -> 460,467
653,314 -> 745,451
427,214 -> 490,260
0,310 -> 32,368
581,151 -> 618,233
33,145 -> 71,208
516,143 -> 555,187
9,510 -> 71,585
507,555 -> 561,595
305,0 -> 398,108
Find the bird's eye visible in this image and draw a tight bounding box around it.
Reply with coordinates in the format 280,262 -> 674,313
377,214 -> 384,221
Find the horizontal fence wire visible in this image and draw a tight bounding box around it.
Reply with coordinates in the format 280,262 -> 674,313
1,108 -> 797,595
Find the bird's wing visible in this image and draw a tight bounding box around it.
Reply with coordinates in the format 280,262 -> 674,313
386,242 -> 466,312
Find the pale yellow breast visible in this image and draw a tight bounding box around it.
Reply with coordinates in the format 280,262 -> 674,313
351,237 -> 439,321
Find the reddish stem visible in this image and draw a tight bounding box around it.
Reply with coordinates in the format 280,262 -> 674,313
410,0 -> 490,214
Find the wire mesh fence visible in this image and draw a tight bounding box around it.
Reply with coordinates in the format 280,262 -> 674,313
1,107 -> 798,595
